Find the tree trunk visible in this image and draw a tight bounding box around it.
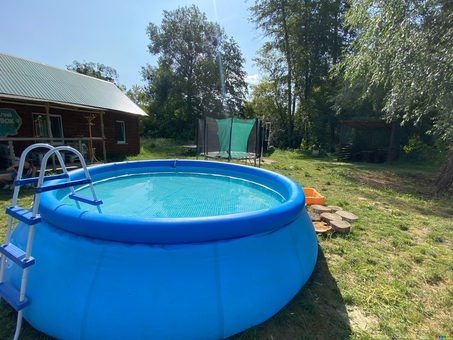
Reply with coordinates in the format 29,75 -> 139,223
280,1 -> 293,148
435,144 -> 453,195
330,124 -> 335,153
186,68 -> 193,125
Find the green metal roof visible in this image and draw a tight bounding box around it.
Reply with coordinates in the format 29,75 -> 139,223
0,52 -> 147,116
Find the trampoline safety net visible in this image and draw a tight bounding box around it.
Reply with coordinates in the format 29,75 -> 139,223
197,117 -> 262,166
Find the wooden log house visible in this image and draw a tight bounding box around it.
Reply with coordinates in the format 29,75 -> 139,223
0,52 -> 148,167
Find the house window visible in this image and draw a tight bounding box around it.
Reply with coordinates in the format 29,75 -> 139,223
116,120 -> 126,144
33,113 -> 64,144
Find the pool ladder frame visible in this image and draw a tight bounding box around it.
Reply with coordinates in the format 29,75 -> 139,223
0,143 -> 103,340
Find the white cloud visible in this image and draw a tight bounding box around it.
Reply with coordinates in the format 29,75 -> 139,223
245,74 -> 260,86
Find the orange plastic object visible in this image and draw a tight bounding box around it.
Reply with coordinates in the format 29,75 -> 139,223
303,188 -> 325,205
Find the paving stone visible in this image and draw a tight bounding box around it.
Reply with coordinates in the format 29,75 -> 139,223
313,221 -> 332,233
308,212 -> 321,222
320,212 -> 343,223
330,220 -> 351,233
311,204 -> 331,214
335,210 -> 359,222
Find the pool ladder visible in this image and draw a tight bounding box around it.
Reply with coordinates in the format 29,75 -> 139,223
0,143 -> 103,340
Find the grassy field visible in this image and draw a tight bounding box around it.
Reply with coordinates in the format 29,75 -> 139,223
1,138 -> 452,340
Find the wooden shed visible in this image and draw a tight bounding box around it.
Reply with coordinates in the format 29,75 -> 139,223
337,120 -> 400,163
0,52 -> 147,166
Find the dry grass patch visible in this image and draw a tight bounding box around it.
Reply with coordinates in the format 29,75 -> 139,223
347,306 -> 380,335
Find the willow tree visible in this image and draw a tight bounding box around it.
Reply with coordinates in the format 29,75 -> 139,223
339,0 -> 453,194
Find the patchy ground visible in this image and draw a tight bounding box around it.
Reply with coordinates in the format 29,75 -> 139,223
346,306 -> 380,335
343,168 -> 438,200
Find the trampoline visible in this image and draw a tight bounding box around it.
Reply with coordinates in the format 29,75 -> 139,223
197,117 -> 262,166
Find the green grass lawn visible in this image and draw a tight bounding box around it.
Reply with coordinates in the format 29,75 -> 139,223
1,139 -> 452,340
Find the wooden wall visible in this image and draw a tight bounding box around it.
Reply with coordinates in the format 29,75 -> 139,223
0,103 -> 141,159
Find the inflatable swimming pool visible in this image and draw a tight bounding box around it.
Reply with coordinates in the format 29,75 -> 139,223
4,160 -> 317,339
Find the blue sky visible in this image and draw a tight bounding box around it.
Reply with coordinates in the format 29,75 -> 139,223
1,0 -> 263,90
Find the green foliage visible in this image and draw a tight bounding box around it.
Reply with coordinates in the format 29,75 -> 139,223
248,0 -> 350,149
400,135 -> 449,166
402,136 -> 434,161
126,138 -> 187,160
240,101 -> 256,119
339,0 -> 453,141
141,5 -> 248,140
125,85 -> 149,111
249,0 -> 297,147
337,0 -> 453,192
248,81 -> 287,148
66,60 -> 125,90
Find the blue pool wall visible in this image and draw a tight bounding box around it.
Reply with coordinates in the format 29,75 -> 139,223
8,212 -> 317,340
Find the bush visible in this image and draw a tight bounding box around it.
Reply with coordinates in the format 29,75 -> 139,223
401,135 -> 447,165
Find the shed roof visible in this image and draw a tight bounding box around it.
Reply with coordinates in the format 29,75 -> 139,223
0,52 -> 147,116
342,120 -> 394,130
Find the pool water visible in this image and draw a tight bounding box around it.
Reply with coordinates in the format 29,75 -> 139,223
61,172 -> 287,218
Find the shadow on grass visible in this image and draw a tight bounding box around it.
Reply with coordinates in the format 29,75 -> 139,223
0,301 -> 54,340
337,164 -> 452,219
262,147 -> 276,158
229,245 -> 351,340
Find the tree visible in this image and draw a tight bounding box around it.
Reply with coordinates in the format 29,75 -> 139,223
338,0 -> 453,193
249,0 -> 350,149
294,0 -> 352,151
249,0 -> 297,147
126,85 -> 151,137
142,5 -> 248,139
66,61 -> 125,90
125,85 -> 149,110
249,80 -> 289,148
141,61 -> 185,138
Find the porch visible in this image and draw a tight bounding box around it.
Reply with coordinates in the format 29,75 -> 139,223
0,137 -> 105,170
